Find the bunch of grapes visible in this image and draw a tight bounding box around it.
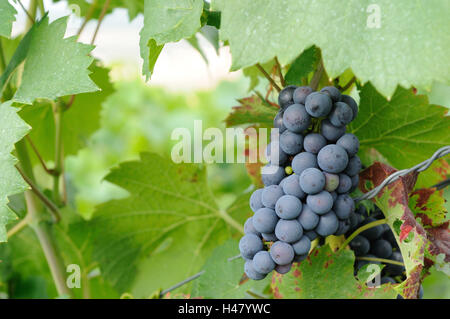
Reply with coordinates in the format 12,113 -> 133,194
239,85 -> 361,280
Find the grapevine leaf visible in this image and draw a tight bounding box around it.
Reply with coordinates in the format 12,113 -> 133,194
409,188 -> 448,227
349,83 -> 450,170
56,0 -> 144,21
225,95 -> 277,128
91,153 -> 244,293
0,0 -> 17,38
192,240 -> 270,298
214,0 -> 450,97
242,60 -> 276,92
271,245 -> 397,299
140,0 -> 204,79
284,46 -> 318,86
13,16 -> 99,104
0,101 -> 31,242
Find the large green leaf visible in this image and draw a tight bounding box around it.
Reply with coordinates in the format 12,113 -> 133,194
349,83 -> 450,170
91,153 -> 245,293
13,16 -> 98,104
140,0 -> 204,79
271,245 -> 397,299
213,0 -> 450,97
284,46 -> 318,86
0,101 -> 30,242
0,0 -> 16,38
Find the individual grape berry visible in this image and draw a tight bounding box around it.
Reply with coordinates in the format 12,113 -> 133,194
252,251 -> 276,274
320,86 -> 341,102
356,205 -> 369,218
265,141 -> 288,166
262,232 -> 277,242
316,210 -> 339,237
306,191 -> 333,215
304,230 -> 318,241
283,104 -> 311,133
261,164 -> 286,186
336,173 -> 352,193
305,92 -> 333,117
333,194 -> 355,220
275,195 -> 302,219
317,144 -> 349,173
261,185 -> 284,208
278,85 -> 297,109
350,174 -> 359,192
273,111 -> 286,134
371,239 -> 393,259
330,191 -> 337,202
244,260 -> 266,280
275,219 -> 303,243
340,95 -> 358,120
281,174 -> 305,199
345,155 -> 362,177
303,133 -> 327,154
239,234 -> 263,259
383,228 -> 397,247
336,133 -> 359,157
320,119 -> 346,142
349,235 -> 370,256
250,189 -> 264,213
279,130 -> 303,155
384,251 -> 405,276
297,204 -> 320,230
244,217 -> 260,236
270,241 -> 295,265
360,217 -> 385,241
292,236 -> 311,255
292,152 -> 318,175
329,102 -> 353,127
293,254 -> 308,263
324,172 -> 339,192
293,86 -> 313,104
253,207 -> 278,233
299,168 -> 325,194
275,263 -> 292,274
348,212 -> 362,231
334,219 -> 351,236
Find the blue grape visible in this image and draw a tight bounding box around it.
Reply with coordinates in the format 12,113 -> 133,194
320,86 -> 341,102
275,263 -> 292,274
275,219 -> 303,243
283,104 -> 311,133
316,210 -> 339,236
279,130 -> 303,155
292,236 -> 311,255
293,254 -> 308,263
383,228 -> 397,247
292,152 -> 318,175
281,174 -> 305,199
304,230 -> 318,241
345,155 -> 362,176
356,205 -> 369,218
334,219 -> 351,236
261,164 -> 286,186
303,133 -> 327,154
329,102 -> 353,126
306,191 -> 333,215
337,173 -> 352,193
293,86 -> 313,104
275,195 -> 302,219
244,217 -> 260,236
297,204 -> 319,230
341,95 -> 358,120
278,85 -> 297,109
250,189 -> 264,213
320,119 -> 346,142
330,191 -> 338,202
252,251 -> 276,274
244,260 -> 266,280
261,185 -> 284,208
299,168 -> 325,194
348,211 -> 362,231
253,208 -> 278,233
262,232 -> 277,242
371,239 -> 393,259
324,172 -> 339,192
349,235 -> 370,256
317,144 -> 349,173
270,241 -> 295,265
239,234 -> 263,259
273,111 -> 286,133
265,141 -> 288,166
336,133 -> 359,157
360,217 -> 385,241
350,174 -> 359,192
305,92 -> 332,117
333,194 -> 355,220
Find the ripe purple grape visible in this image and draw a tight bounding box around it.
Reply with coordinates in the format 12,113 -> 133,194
261,164 -> 286,186
253,207 -> 278,233
315,210 -> 339,237
305,92 -> 332,117
336,133 -> 359,157
275,219 -> 303,243
345,155 -> 362,177
252,251 -> 276,274
250,189 -> 264,213
244,217 -> 260,236
320,119 -> 346,142
329,102 -> 353,126
278,85 -> 297,109
262,232 -> 277,242
279,130 -> 303,155
261,185 -> 284,208
244,260 -> 266,280
281,174 -> 305,199
333,194 -> 355,220
299,168 -> 325,194
292,152 -> 318,175
371,239 -> 393,259
239,234 -> 263,259
270,241 -> 295,265
340,95 -> 358,120
349,235 -> 370,256
297,204 -> 320,230
275,195 -> 302,219
337,173 -> 352,193
275,263 -> 292,274
324,172 -> 339,192
265,141 -> 288,166
320,86 -> 341,102
293,86 -> 313,104
303,133 -> 327,154
292,236 -> 311,255
317,144 -> 349,173
273,111 -> 286,133
306,191 -> 333,215
283,104 -> 311,133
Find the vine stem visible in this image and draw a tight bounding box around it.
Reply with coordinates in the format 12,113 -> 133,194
6,215 -> 30,238
340,76 -> 356,92
256,63 -> 281,92
274,57 -> 285,87
77,0 -> 98,39
90,0 -> 111,45
17,0 -> 35,24
218,210 -> 245,235
52,102 -> 63,205
339,219 -> 388,252
26,136 -> 56,176
356,256 -> 404,267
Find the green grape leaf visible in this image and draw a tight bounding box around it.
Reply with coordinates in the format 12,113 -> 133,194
242,60 -> 276,92
140,0 -> 204,79
192,240 -> 270,298
284,46 -> 318,86
225,95 -> 277,128
19,63 -> 114,161
91,153 -> 244,293
409,188 -> 448,227
13,16 -> 99,104
0,101 -> 31,242
349,83 -> 450,170
0,0 -> 16,38
213,0 -> 450,98
271,245 -> 397,299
